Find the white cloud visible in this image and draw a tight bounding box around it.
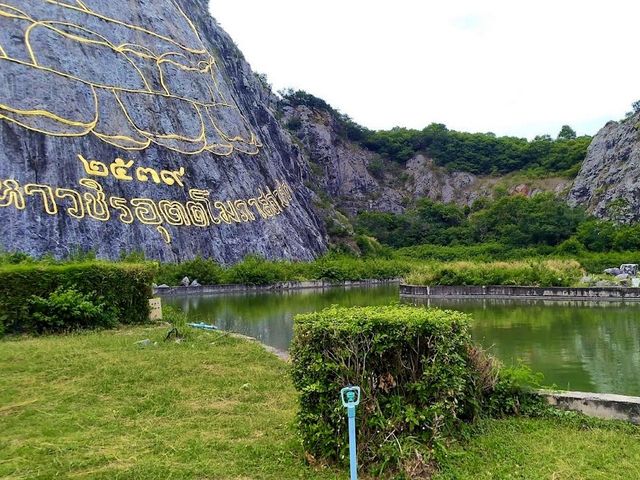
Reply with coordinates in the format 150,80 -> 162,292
209,0 -> 640,138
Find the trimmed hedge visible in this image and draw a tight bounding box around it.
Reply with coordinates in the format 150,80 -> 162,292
0,262 -> 155,335
290,305 -> 481,475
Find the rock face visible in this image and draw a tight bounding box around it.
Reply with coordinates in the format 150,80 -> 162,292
282,105 -> 486,215
568,114 -> 640,222
0,0 -> 326,262
405,155 -> 480,204
282,105 -> 405,214
284,104 -> 573,217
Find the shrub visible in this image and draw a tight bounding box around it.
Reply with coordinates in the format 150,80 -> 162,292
556,237 -> 586,255
157,256 -> 225,286
290,305 -> 479,475
355,235 -> 392,258
366,158 -> 385,179
26,287 -> 117,334
0,250 -> 34,265
307,256 -> 361,282
576,220 -> 617,252
286,116 -> 303,131
223,255 -> 294,285
486,365 -> 546,417
612,225 -> 640,251
0,262 -> 154,336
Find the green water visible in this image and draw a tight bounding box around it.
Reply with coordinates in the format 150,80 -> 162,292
165,285 -> 640,396
164,285 -> 399,352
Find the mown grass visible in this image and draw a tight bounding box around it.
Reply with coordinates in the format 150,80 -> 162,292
434,416 -> 640,480
0,326 -> 339,479
2,327 -> 640,479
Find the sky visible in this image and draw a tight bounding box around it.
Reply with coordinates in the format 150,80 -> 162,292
209,0 -> 640,139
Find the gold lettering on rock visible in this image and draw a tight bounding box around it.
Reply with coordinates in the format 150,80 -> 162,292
0,179 -> 25,210
24,184 -> 58,215
78,154 -> 186,188
110,158 -> 134,181
0,178 -> 295,245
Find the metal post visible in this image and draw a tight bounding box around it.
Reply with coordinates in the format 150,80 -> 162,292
340,386 -> 361,480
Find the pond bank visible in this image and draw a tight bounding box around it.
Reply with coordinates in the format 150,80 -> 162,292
155,278 -> 401,296
540,391 -> 640,424
400,284 -> 640,301
221,328 -> 640,425
216,327 -> 640,426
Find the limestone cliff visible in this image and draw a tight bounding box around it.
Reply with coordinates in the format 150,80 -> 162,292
283,103 -> 573,218
568,113 -> 640,222
0,0 -> 327,262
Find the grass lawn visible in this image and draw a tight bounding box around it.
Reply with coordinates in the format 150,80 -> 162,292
434,416 -> 640,480
0,326 -> 340,479
1,326 -> 640,479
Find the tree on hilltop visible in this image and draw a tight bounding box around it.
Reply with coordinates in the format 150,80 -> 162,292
557,125 -> 577,140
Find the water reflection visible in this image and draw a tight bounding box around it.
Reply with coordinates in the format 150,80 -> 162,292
165,287 -> 640,396
164,285 -> 399,351
409,297 -> 640,396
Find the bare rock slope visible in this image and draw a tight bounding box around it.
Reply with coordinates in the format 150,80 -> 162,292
0,0 -> 326,262
569,114 -> 640,222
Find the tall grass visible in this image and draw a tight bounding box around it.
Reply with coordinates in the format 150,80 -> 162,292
155,254 -> 413,286
405,260 -> 584,287
0,244 -> 629,287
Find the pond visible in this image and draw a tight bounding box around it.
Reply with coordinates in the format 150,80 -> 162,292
164,285 -> 640,396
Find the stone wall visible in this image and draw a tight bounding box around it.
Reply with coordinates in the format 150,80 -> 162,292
155,278 -> 400,296
400,284 -> 640,301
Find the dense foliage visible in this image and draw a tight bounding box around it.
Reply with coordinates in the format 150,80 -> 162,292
26,287 -> 118,334
280,89 -> 591,175
356,194 -> 586,249
0,262 -> 154,336
156,254 -> 411,286
363,125 -> 591,175
290,305 -> 541,476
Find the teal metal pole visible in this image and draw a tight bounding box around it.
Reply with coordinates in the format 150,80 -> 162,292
341,386 -> 361,480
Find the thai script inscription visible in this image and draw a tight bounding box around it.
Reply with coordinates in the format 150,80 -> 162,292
78,154 -> 186,187
0,176 -> 294,244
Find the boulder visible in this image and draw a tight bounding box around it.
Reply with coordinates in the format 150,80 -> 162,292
604,268 -> 622,276
180,276 -> 190,287
620,264 -> 638,276
189,280 -> 201,287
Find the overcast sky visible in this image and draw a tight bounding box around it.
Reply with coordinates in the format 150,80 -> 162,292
209,0 -> 640,139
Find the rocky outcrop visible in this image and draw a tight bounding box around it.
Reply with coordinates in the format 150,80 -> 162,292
0,0 -> 326,262
284,104 -> 574,216
568,114 -> 640,222
405,155 -> 480,204
282,105 -> 405,214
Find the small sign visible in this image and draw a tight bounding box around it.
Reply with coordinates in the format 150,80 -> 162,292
149,297 -> 163,320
